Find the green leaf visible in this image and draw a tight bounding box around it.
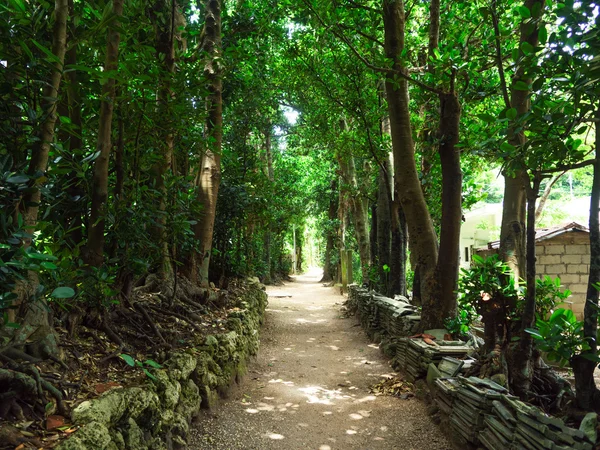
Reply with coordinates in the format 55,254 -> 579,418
517,6 -> 531,18
501,142 -> 516,153
538,26 -> 548,44
478,113 -> 496,123
143,368 -> 157,381
521,42 -> 535,55
31,39 -> 61,63
6,175 -> 29,184
513,81 -> 530,91
120,353 -> 136,367
41,262 -> 58,270
26,252 -> 58,261
144,359 -> 162,368
506,108 -> 518,120
50,287 -> 75,298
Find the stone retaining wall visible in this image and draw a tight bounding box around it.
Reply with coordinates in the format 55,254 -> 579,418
347,285 -> 596,450
56,281 -> 268,450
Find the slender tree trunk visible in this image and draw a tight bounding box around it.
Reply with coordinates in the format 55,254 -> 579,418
434,92 -> 462,322
508,174 -> 541,398
151,0 -> 178,280
192,0 -> 222,286
389,201 -> 408,298
499,0 -> 545,399
498,0 -> 544,281
337,173 -> 348,283
377,159 -> 392,293
573,106 -> 600,412
535,172 -> 565,223
383,0 -> 438,325
264,126 -> 274,283
12,0 -> 69,355
321,179 -> 338,283
86,0 -> 124,267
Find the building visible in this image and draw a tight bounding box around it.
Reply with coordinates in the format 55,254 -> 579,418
475,222 -> 591,319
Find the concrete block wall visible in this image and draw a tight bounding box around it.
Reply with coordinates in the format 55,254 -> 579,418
536,233 -> 590,319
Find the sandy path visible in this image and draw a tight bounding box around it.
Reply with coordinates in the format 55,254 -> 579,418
189,269 -> 453,450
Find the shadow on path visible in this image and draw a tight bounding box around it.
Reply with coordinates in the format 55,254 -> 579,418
188,269 -> 453,450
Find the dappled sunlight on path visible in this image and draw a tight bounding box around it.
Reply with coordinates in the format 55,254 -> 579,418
189,270 -> 453,449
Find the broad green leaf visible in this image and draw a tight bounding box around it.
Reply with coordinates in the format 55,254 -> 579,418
501,142 -> 516,153
513,81 -> 530,91
144,359 -> 162,368
41,262 -> 58,270
517,6 -> 531,18
51,287 -> 75,298
120,354 -> 136,367
506,108 -> 518,120
538,26 -> 548,44
521,42 -> 535,55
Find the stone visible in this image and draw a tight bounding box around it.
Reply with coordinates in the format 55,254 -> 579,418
580,412 -> 597,443
56,421 -> 112,450
166,352 -> 197,381
123,418 -> 147,450
490,373 -> 507,388
72,389 -> 128,425
154,370 -> 181,409
424,329 -> 448,341
427,363 -> 441,386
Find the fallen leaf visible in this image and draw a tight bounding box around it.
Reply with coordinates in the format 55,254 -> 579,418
15,444 -> 25,450
421,334 -> 436,340
46,415 -> 65,430
423,338 -> 436,346
95,381 -> 121,394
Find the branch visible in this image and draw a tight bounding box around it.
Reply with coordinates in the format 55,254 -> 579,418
491,0 -> 511,109
540,159 -> 597,174
343,0 -> 379,14
535,171 -> 566,223
338,23 -> 384,48
303,0 -> 444,96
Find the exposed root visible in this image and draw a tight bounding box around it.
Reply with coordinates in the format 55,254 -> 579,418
146,304 -> 203,331
134,303 -> 168,345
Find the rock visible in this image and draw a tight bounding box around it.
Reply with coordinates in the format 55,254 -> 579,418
490,373 -> 507,388
426,363 -> 441,386
72,389 -> 128,426
57,421 -> 112,450
166,352 -> 197,381
424,329 -> 448,341
123,418 -> 147,450
154,370 -> 181,409
580,412 -> 597,443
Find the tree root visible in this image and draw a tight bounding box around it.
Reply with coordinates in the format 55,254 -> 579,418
146,304 -> 202,331
134,303 -> 168,345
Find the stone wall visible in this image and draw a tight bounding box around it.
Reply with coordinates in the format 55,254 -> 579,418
537,233 -> 590,318
347,285 -> 596,450
56,281 -> 268,450
476,232 -> 591,319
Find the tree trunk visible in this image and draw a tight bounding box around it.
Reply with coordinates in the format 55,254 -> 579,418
377,162 -> 391,293
433,92 -> 462,322
573,105 -> 600,412
508,173 -> 541,398
383,0 -> 438,326
12,0 -> 69,356
498,0 -> 544,281
321,179 -> 338,283
192,0 -> 223,286
151,0 -> 179,280
86,0 -> 124,268
389,201 -> 408,298
264,126 -> 274,283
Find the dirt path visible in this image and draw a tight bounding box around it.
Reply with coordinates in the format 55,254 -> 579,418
189,269 -> 453,450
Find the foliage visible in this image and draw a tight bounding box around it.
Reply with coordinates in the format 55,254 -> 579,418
526,309 -> 594,368
453,255 -> 570,333
119,353 -> 162,381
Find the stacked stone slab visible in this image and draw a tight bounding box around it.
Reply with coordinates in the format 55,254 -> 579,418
481,396 -> 595,450
347,285 -> 420,339
449,377 -> 510,445
402,338 -> 474,380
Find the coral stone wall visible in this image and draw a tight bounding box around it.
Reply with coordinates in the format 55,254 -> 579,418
56,281 -> 268,450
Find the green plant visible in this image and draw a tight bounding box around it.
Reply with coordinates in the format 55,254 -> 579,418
526,308 -> 596,367
119,353 -> 162,381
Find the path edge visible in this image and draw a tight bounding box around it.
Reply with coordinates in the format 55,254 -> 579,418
56,280 -> 268,450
